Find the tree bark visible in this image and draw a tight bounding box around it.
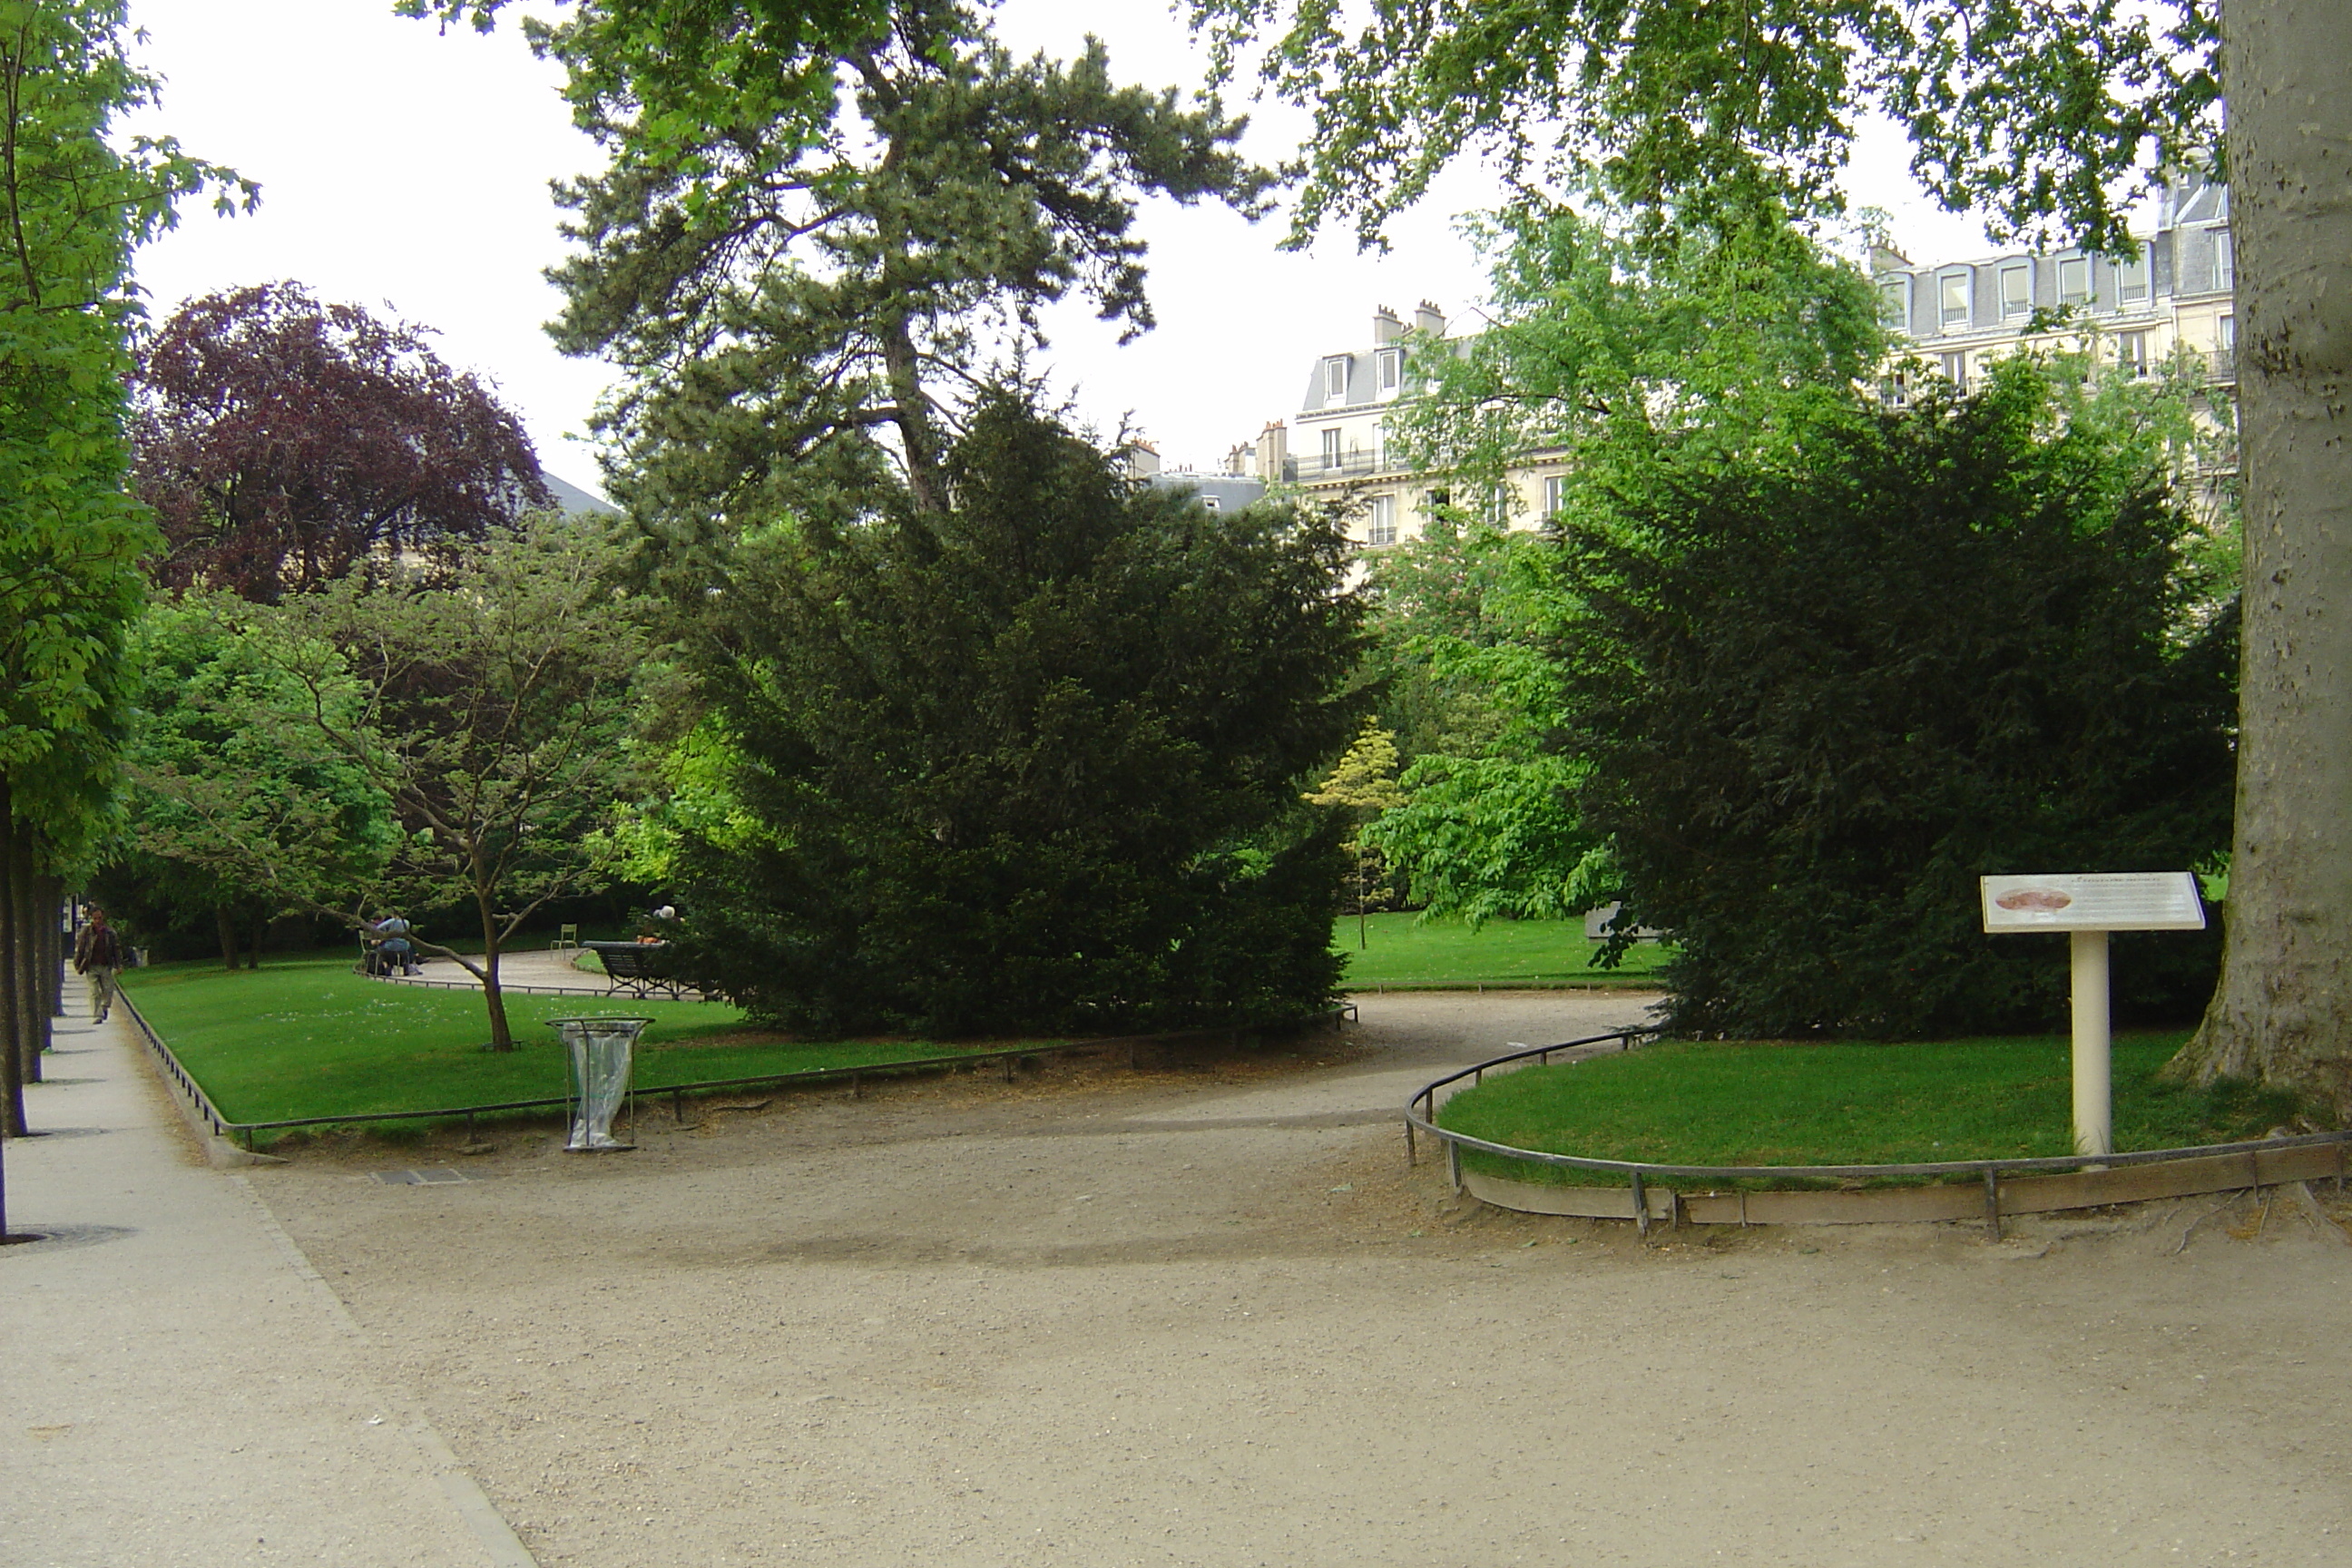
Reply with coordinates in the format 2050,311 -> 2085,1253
41,873 -> 63,1023
2170,0 -> 2352,1113
0,790 -> 21,1138
11,828 -> 41,1084
216,904 -> 240,969
477,893 -> 514,1051
877,311 -> 947,514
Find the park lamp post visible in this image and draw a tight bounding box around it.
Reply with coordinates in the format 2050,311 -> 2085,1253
1981,872 -> 2209,1160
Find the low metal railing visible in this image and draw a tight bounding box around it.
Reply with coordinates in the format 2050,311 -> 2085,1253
1406,1031 -> 2352,1239
117,988 -> 1347,1152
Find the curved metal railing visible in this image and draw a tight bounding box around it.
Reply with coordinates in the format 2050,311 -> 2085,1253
1405,1031 -> 2352,1238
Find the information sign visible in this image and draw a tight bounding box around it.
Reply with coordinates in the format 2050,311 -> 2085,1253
1979,871 -> 2206,934
1981,870 -> 2206,1161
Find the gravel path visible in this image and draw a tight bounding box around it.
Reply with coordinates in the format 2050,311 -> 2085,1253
236,990 -> 2352,1567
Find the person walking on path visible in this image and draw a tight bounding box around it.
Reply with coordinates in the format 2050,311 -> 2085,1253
74,906 -> 124,1024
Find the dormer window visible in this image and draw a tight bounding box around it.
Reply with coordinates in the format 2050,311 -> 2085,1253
1878,278 -> 1910,329
1999,263 -> 2031,318
2057,256 -> 2091,309
1324,356 -> 1351,403
1377,348 -> 1402,396
1938,269 -> 1972,329
2116,253 -> 2149,307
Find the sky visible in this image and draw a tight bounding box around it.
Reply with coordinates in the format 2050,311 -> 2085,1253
122,0 -> 2007,492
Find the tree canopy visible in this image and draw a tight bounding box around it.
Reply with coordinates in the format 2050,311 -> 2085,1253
0,0 -> 245,1142
132,281 -> 550,600
671,395 -> 1366,1036
96,598 -> 396,968
1191,0 -> 2220,254
529,0 -> 1273,531
245,513 -> 646,1049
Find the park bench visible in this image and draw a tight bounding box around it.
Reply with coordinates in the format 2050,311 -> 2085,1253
584,939 -> 695,1001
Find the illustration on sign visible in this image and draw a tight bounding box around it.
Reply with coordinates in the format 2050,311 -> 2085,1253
1979,872 -> 2205,933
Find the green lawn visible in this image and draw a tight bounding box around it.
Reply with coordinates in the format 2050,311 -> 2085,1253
1336,912 -> 1670,990
118,956 -> 1046,1129
1436,1033 -> 2305,1185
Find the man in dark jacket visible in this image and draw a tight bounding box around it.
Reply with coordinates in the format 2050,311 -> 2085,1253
74,907 -> 124,1024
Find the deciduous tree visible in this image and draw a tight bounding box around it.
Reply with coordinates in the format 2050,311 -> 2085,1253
1197,0 -> 2352,1110
0,0 -> 244,1162
95,598 -> 395,968
132,281 -> 550,600
249,514 -> 645,1049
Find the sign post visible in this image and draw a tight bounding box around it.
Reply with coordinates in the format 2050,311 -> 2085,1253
1981,872 -> 2206,1161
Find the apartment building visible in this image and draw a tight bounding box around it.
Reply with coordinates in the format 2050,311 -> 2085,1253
1871,175 -> 2236,410
1250,301 -> 1569,552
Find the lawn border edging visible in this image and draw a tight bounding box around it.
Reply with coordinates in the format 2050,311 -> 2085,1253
118,984 -> 1350,1151
1406,1033 -> 2352,1240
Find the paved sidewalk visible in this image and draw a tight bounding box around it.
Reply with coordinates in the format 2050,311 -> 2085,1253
0,977 -> 534,1568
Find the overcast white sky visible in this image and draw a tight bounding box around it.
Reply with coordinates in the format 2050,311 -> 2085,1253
122,0 -> 2003,493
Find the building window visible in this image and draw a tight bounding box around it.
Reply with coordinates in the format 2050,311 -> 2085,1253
2057,256 -> 2090,309
2116,254 -> 2149,307
1542,474 -> 1567,517
2000,263 -> 2031,318
1377,348 -> 1402,395
1878,278 -> 1909,329
1324,356 -> 1350,403
1367,494 -> 1397,547
2214,314 -> 2236,378
2117,330 -> 2151,377
1879,368 -> 1910,408
1422,486 -> 1451,520
1938,270 -> 1972,329
1939,351 -> 1968,390
2211,230 -> 2234,292
1199,495 -> 1221,513
1320,426 -> 1342,471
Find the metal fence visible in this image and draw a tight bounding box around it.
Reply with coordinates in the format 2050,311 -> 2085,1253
118,987 -> 1346,1152
1406,1031 -> 2352,1239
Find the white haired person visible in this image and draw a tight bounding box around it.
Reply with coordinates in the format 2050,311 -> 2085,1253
73,906 -> 125,1024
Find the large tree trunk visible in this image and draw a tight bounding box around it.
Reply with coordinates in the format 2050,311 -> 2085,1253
2169,0 -> 2352,1114
0,786 -> 22,1138
10,828 -> 40,1085
41,873 -> 63,1024
216,904 -> 240,970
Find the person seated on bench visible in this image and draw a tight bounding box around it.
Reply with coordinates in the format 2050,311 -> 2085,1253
367,912 -> 420,976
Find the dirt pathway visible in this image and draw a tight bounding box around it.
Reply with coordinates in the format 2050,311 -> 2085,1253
244,993 -> 2352,1566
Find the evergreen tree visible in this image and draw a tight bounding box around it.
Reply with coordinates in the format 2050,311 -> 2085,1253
673,396 -> 1365,1035
1559,360 -> 2236,1038
536,0 -> 1274,537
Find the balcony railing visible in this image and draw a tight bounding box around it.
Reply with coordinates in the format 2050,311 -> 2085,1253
1303,449 -> 1402,481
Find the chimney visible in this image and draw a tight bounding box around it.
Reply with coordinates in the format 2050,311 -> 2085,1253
1869,242 -> 1912,276
1255,420 -> 1289,483
1413,299 -> 1446,337
1118,437 -> 1161,479
1372,305 -> 1404,344
1225,442 -> 1253,476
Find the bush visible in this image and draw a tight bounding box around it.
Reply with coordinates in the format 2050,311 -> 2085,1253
1560,363 -> 2236,1036
672,396 -> 1366,1035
